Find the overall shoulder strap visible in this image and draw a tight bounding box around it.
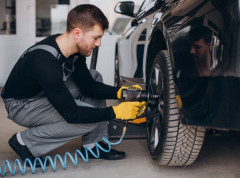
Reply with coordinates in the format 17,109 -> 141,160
21,44 -> 61,60
1,45 -> 64,99
20,44 -> 73,82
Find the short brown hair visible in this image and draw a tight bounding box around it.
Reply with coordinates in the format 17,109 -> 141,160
190,26 -> 212,43
67,4 -> 109,32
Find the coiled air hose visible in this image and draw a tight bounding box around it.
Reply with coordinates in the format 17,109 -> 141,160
0,122 -> 128,177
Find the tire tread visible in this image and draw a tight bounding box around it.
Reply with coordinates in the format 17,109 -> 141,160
148,50 -> 205,166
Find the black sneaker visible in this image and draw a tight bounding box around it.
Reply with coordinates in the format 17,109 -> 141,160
8,133 -> 49,167
81,141 -> 126,160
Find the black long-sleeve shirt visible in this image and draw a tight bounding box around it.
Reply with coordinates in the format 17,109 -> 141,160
2,34 -> 119,123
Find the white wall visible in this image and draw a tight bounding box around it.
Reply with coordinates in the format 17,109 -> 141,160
0,0 -> 36,86
70,0 -> 90,8
0,0 -> 89,87
0,0 -> 122,87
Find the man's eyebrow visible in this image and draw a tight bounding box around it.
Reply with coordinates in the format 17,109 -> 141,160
95,35 -> 103,38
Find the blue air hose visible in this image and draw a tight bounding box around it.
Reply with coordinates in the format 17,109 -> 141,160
0,123 -> 128,177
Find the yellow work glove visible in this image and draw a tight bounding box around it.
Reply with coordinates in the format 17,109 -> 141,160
117,85 -> 142,100
112,101 -> 146,120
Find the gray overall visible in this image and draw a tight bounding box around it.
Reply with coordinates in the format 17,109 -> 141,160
2,45 -> 108,157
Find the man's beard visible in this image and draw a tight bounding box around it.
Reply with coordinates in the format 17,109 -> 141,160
76,43 -> 92,57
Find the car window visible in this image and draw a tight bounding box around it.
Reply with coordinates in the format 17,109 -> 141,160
139,0 -> 156,12
111,17 -> 131,35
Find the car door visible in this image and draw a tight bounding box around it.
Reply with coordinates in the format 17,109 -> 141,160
163,0 -> 239,128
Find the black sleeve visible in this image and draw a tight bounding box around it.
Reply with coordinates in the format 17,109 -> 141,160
29,54 -> 116,124
73,56 -> 120,99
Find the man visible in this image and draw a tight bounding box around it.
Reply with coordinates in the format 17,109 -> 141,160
177,26 -> 212,122
189,26 -> 212,76
1,4 -> 145,167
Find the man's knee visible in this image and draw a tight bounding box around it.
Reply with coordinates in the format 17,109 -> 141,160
89,69 -> 103,83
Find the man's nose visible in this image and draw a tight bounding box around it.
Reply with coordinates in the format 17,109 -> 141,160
95,38 -> 101,47
190,47 -> 196,54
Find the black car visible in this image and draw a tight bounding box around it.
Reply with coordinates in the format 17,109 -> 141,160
114,0 -> 240,166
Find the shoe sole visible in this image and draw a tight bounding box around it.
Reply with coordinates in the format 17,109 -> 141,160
88,154 -> 127,160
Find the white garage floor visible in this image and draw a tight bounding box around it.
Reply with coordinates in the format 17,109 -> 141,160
0,96 -> 240,178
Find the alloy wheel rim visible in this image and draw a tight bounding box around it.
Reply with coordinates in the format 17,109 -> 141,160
147,64 -> 164,152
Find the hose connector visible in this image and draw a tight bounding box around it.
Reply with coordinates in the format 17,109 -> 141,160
123,121 -> 128,134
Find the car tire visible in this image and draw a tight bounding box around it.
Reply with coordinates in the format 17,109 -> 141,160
146,50 -> 205,166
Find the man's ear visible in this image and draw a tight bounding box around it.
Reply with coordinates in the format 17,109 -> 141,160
73,28 -> 83,40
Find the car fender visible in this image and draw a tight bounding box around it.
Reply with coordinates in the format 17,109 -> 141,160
144,18 -> 175,83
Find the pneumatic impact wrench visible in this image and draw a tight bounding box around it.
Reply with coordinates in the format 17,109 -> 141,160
120,88 -> 159,131
121,88 -> 159,102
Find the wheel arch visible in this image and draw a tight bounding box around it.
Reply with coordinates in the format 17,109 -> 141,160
145,28 -> 168,84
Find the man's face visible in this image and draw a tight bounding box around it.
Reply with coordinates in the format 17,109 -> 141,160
190,38 -> 210,62
76,24 -> 104,57
190,38 -> 211,76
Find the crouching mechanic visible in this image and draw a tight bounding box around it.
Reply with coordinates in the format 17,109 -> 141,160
1,4 -> 146,167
